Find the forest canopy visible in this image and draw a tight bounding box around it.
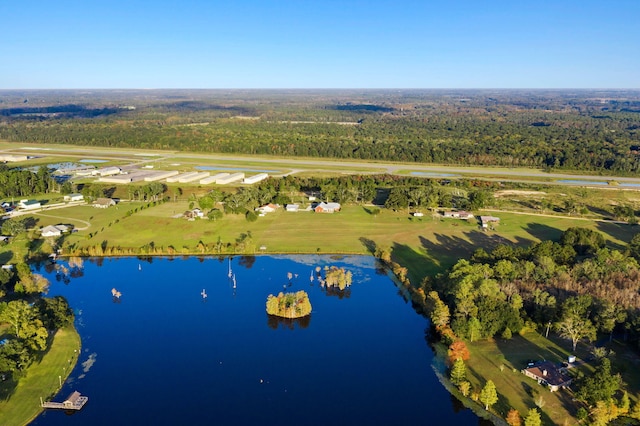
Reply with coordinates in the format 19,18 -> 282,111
1,89 -> 639,173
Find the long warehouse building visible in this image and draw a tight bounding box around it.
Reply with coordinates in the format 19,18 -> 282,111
178,172 -> 210,183
144,170 -> 179,182
200,173 -> 230,184
216,172 -> 245,184
167,172 -> 200,183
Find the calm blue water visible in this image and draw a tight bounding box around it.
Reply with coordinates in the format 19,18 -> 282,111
32,256 -> 480,426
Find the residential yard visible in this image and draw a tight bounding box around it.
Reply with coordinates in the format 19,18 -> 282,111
0,326 -> 81,426
465,332 -> 596,426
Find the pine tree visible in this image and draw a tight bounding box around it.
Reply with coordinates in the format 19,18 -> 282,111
524,408 -> 541,426
479,380 -> 498,411
450,358 -> 466,385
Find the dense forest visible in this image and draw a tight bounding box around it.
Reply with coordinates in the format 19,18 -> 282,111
1,89 -> 640,173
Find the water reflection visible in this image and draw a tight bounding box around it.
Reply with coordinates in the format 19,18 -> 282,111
33,255 -> 481,426
322,286 -> 351,299
266,314 -> 312,330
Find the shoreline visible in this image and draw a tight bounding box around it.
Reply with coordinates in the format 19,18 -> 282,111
0,326 -> 81,426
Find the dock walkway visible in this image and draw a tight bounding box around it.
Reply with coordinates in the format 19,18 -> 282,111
41,391 -> 88,410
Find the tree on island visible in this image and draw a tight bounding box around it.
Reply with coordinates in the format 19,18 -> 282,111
266,291 -> 312,319
323,266 -> 352,291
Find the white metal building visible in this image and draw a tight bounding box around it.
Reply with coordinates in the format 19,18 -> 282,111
200,173 -> 230,184
243,173 -> 269,184
215,172 -> 245,184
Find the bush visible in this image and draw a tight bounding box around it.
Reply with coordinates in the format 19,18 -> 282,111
245,211 -> 258,222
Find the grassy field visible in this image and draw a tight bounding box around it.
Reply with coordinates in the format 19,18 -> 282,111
0,326 -> 81,426
461,332 -> 596,425
42,201 -> 638,278
67,203 -> 637,269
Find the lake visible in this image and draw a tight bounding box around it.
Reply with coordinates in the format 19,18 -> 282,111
32,255 -> 481,425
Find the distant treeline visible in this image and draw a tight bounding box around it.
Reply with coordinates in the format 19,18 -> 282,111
1,90 -> 639,173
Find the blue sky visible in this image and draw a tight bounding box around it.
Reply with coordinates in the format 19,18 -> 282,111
1,0 -> 638,89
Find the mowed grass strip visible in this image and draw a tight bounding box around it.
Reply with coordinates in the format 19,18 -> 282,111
0,326 -> 81,426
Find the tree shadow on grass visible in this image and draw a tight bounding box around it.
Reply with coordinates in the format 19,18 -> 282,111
0,250 -> 13,265
358,237 -> 377,255
419,231 -> 533,271
596,221 -> 638,248
522,222 -> 564,243
0,375 -> 18,401
493,334 -> 579,421
586,205 -> 614,219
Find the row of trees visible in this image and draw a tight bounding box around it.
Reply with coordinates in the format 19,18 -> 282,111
0,165 -> 56,198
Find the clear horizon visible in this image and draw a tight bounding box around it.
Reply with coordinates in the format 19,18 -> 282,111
2,0 -> 639,89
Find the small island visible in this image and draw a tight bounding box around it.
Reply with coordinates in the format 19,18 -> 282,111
322,266 -> 352,290
266,291 -> 312,319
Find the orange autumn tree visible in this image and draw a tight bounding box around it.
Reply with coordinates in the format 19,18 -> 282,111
448,340 -> 470,364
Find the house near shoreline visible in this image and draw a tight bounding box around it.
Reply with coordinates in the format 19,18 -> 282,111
314,202 -> 341,213
40,224 -> 71,238
522,361 -> 572,392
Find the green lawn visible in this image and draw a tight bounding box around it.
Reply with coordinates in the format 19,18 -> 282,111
0,326 -> 81,426
464,332 -> 595,426
38,202 -> 640,286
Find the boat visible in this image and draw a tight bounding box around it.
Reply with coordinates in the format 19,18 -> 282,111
228,258 -> 232,278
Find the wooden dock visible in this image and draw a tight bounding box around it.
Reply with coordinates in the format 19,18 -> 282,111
41,391 -> 88,410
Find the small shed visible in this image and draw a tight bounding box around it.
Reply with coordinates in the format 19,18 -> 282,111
480,215 -> 500,228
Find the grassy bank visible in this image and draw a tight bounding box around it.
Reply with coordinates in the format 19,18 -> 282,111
0,326 -> 81,426
46,202 -> 634,270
